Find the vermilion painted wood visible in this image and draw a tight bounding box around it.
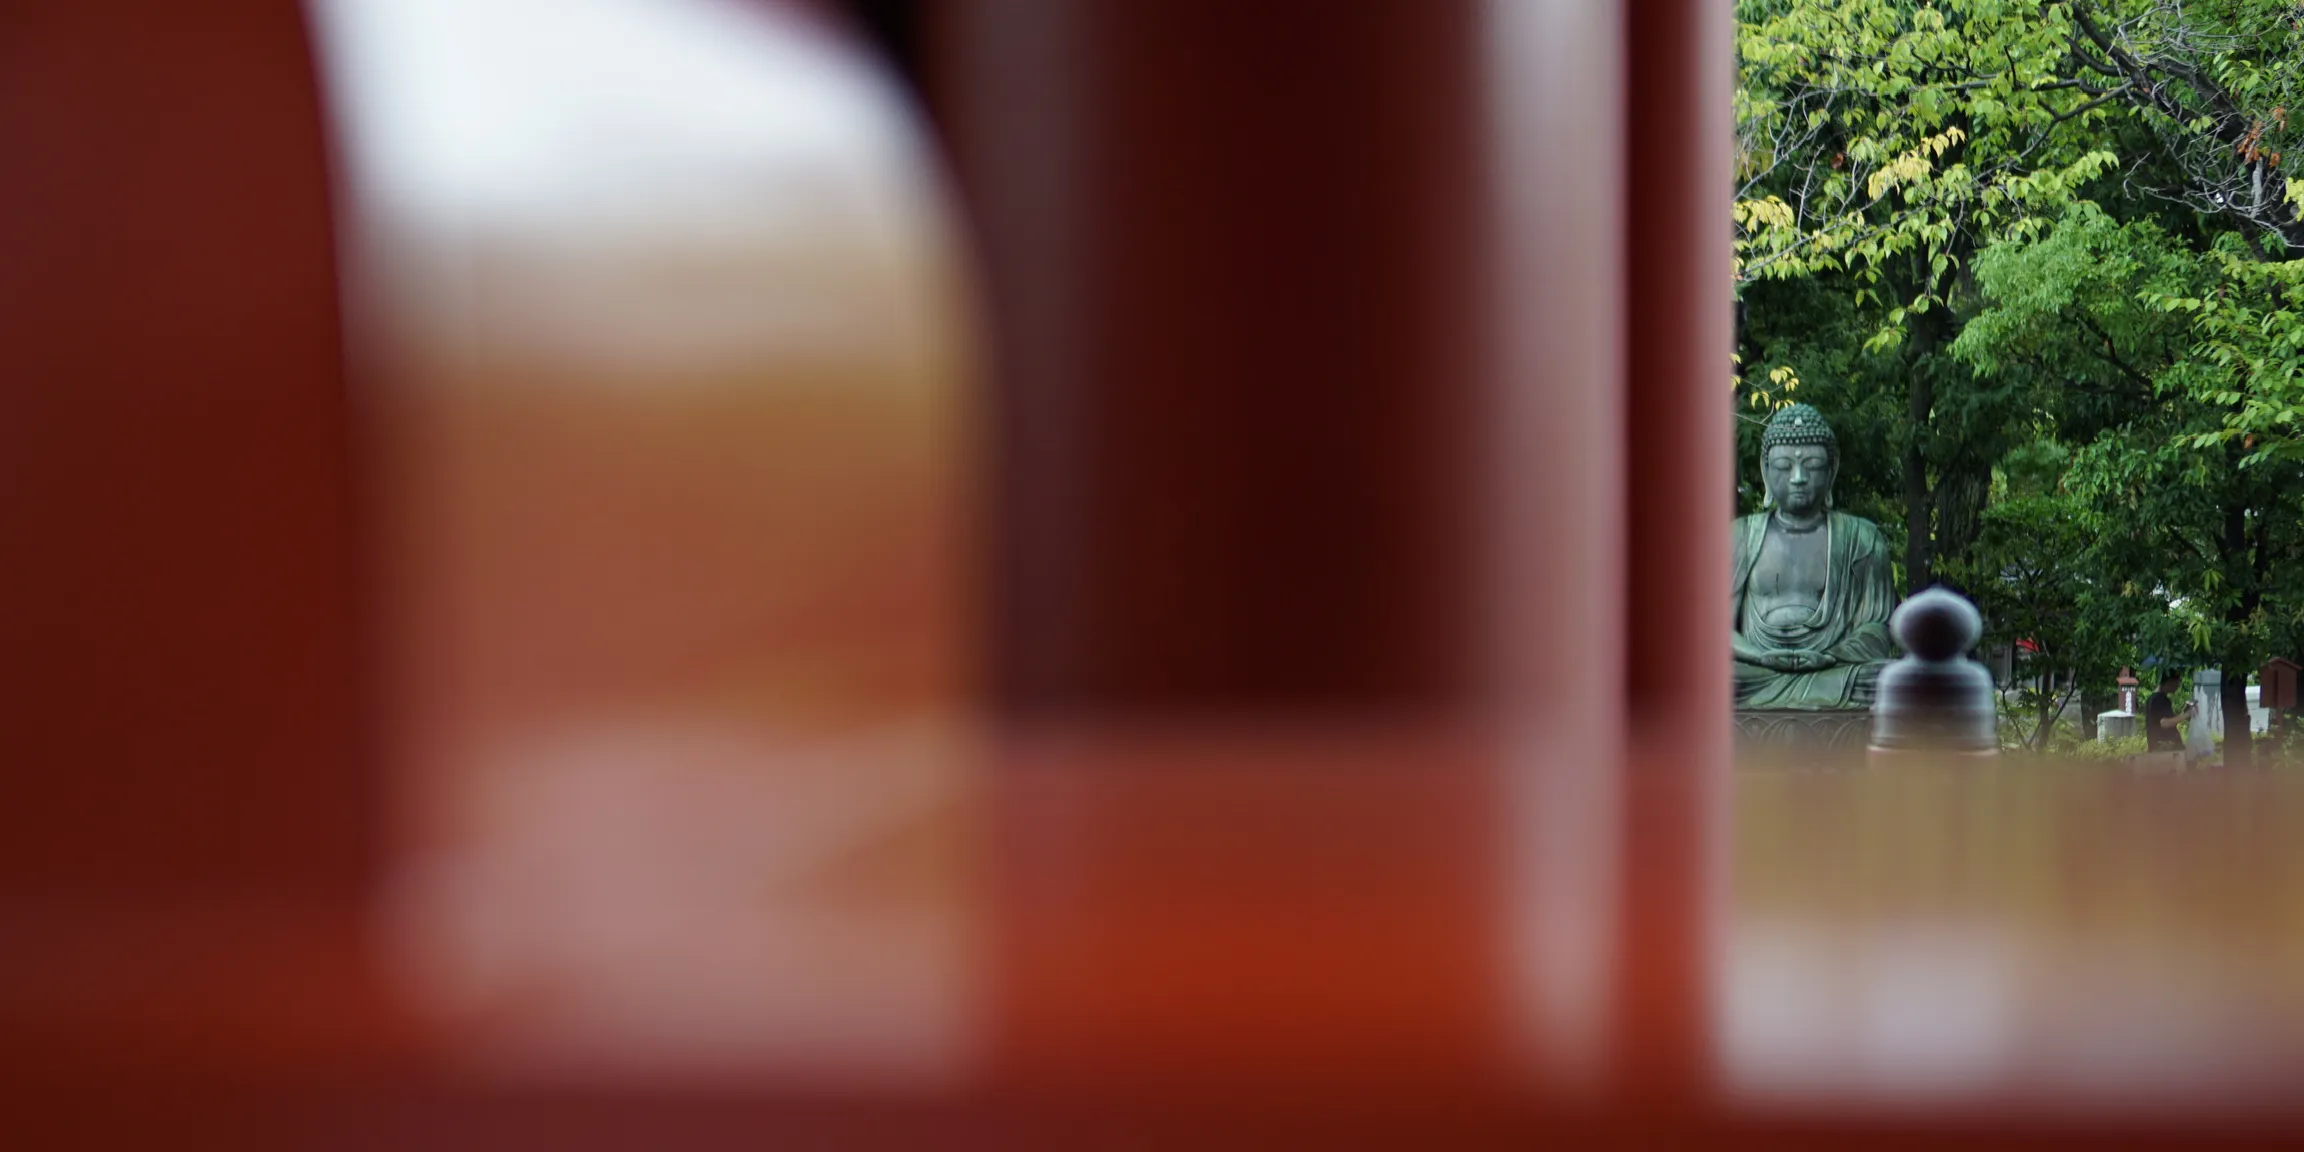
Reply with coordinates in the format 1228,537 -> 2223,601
933,0 -> 1485,717
1619,0 -> 1738,1100
0,0 -> 369,901
0,0 -> 397,1084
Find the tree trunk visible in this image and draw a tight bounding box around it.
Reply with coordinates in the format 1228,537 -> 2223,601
1931,462 -> 1991,579
1901,300 -> 1947,594
1902,366 -> 1934,593
2081,687 -> 2111,740
2222,489 -> 2256,769
2222,664 -> 2253,768
2035,668 -> 2054,752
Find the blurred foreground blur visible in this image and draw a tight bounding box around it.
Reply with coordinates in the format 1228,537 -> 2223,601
1728,761 -> 2304,1113
3,0 -> 2304,1148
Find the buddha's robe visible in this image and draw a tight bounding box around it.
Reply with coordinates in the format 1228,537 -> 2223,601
1730,510 -> 1897,710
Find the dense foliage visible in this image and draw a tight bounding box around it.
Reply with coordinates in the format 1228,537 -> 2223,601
1735,0 -> 2304,758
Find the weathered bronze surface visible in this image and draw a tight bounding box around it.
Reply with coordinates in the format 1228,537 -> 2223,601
1732,404 -> 1898,711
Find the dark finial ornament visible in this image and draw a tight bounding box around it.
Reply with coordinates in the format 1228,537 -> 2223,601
1869,587 -> 1999,757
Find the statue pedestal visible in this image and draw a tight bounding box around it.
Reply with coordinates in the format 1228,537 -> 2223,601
1735,709 -> 1872,761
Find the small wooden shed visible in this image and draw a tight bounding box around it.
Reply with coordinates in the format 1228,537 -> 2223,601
2261,657 -> 2302,728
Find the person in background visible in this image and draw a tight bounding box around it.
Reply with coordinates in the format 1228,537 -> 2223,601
2144,670 -> 2198,765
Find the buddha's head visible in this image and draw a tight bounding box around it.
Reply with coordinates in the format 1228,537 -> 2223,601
1760,403 -> 1837,517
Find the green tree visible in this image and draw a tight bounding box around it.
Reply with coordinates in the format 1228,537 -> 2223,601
1951,206 -> 2304,765
1941,490 -> 2123,750
1737,0 -> 2304,765
1736,0 -> 2125,589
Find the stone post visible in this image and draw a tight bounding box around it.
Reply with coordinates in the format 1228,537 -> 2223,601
2194,668 -> 2224,740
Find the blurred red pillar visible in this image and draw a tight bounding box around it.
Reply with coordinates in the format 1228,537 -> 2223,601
936,0 -> 1485,718
0,0 -> 365,901
932,0 -> 1723,1102
1619,0 -> 1734,1100
0,0 -> 384,1062
932,0 -> 1516,1087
